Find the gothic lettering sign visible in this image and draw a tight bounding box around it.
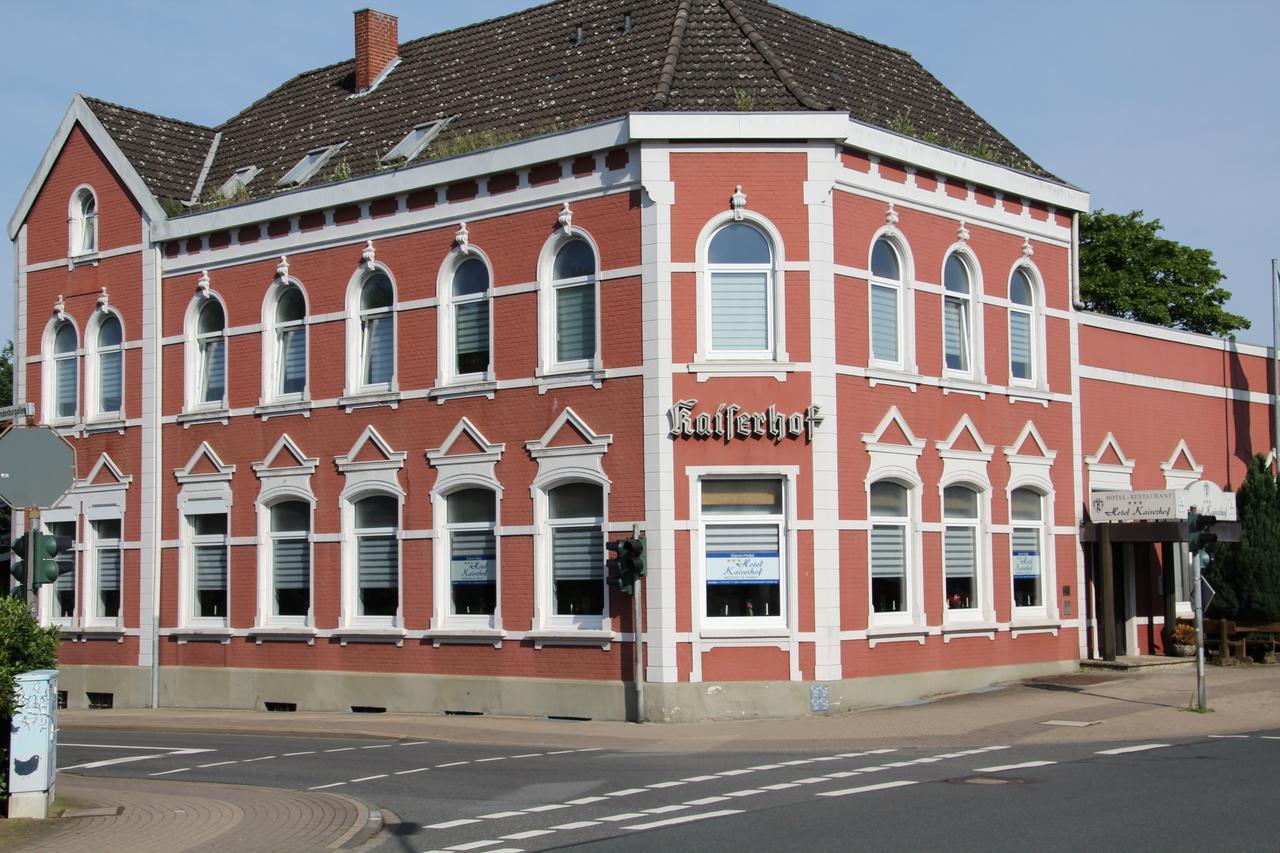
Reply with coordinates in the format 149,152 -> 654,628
1089,489 -> 1178,522
667,400 -> 823,443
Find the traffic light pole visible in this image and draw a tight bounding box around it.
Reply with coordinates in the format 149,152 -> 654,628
1192,547 -> 1207,711
633,576 -> 645,724
24,507 -> 39,608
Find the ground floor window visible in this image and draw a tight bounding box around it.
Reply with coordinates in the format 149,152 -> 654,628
190,513 -> 228,621
1011,487 -> 1045,608
92,518 -> 121,620
447,489 -> 497,617
943,486 -> 979,611
702,479 -> 784,621
549,482 -> 604,617
270,501 -> 310,619
47,520 -> 76,620
355,495 -> 399,618
870,481 -> 910,614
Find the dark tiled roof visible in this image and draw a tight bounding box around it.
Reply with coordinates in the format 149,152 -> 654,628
81,0 -> 1055,209
83,97 -> 217,202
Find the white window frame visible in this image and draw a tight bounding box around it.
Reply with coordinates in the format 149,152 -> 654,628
868,479 -> 919,628
257,496 -> 314,628
537,231 -> 602,376
383,118 -> 452,164
68,184 -> 98,258
42,315 -> 80,426
219,166 -> 260,199
261,278 -> 309,405
1007,262 -> 1044,388
941,248 -> 983,381
867,231 -> 914,372
436,248 -> 496,387
342,489 -> 403,629
86,307 -> 125,422
536,479 -> 609,631
277,142 -> 346,187
940,483 -> 988,624
434,486 -> 501,630
694,473 -> 793,636
694,212 -> 788,364
1009,485 -> 1054,622
344,265 -> 399,397
85,516 -> 123,627
41,515 -> 79,628
183,511 -> 230,629
184,293 -> 229,412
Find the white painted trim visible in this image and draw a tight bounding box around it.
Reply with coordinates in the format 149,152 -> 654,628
1079,364 -> 1272,406
1077,311 -> 1272,359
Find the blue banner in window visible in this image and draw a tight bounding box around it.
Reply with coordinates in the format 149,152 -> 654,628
706,551 -> 780,585
1012,550 -> 1040,580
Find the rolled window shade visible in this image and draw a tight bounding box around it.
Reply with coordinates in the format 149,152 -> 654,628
358,535 -> 398,586
364,315 -> 393,385
280,326 -> 306,394
711,271 -> 769,351
55,557 -> 75,592
705,525 -> 778,556
56,358 -> 77,417
870,525 -> 906,578
455,301 -> 490,366
944,527 -> 976,578
1011,528 -> 1041,578
944,297 -> 969,371
552,526 -> 603,581
556,283 -> 595,362
1010,311 -> 1032,380
194,544 -> 227,591
202,339 -> 225,402
97,548 -> 121,592
450,529 -> 496,583
99,349 -> 122,412
871,284 -> 899,362
273,538 -> 309,590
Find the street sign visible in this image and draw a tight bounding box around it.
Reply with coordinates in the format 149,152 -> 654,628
1200,577 -> 1215,611
0,426 -> 77,509
0,403 -> 35,421
1176,480 -> 1237,521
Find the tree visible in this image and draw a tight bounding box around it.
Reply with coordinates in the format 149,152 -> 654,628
1205,455 -> 1280,623
0,596 -> 59,797
1079,210 -> 1249,337
0,340 -> 11,408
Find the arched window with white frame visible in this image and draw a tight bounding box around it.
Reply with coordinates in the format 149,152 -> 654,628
543,238 -> 599,372
1011,487 -> 1047,610
49,319 -> 79,422
192,297 -> 227,408
68,186 -> 97,257
88,311 -> 124,420
266,282 -> 308,402
445,488 -> 498,619
869,237 -> 906,369
353,493 -> 400,620
706,222 -> 775,358
267,499 -> 311,622
942,253 -> 977,376
357,273 -> 395,391
869,480 -> 913,617
1009,267 -> 1037,384
943,485 -> 981,613
445,256 -> 492,381
547,482 -> 605,619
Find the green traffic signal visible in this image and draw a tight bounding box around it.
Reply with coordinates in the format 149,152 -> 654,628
605,536 -> 647,595
1188,512 -> 1218,554
9,531 -> 73,589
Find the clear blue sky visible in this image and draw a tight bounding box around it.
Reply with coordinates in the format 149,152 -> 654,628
3,1 -> 1276,343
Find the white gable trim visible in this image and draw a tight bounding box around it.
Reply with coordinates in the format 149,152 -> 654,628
1005,420 -> 1056,462
935,413 -> 994,459
525,406 -> 613,459
1160,439 -> 1203,476
252,433 -> 319,477
336,424 -> 407,473
174,441 -> 235,484
862,406 -> 924,487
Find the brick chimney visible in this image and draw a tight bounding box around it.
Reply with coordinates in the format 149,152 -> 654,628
354,8 -> 398,92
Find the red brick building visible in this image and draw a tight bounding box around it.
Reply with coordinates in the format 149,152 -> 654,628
9,1 -> 1273,720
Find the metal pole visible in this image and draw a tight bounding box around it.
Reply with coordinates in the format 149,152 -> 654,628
632,578 -> 645,723
1100,524 -> 1116,661
1192,547 -> 1206,711
24,507 -> 38,608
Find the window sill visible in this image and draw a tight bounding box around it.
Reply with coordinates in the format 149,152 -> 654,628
699,625 -> 790,640
940,377 -> 988,399
247,626 -> 316,645
66,626 -> 126,643
865,625 -> 929,647
865,367 -> 919,392
331,627 -> 405,646
1010,618 -> 1060,639
525,629 -> 614,650
338,391 -> 400,412
169,627 -> 233,644
424,627 -> 505,648
535,368 -> 606,394
177,407 -> 230,427
84,417 -> 126,434
687,360 -> 797,383
254,400 -> 313,420
428,379 -> 498,403
1007,387 -> 1052,407
69,251 -> 100,269
941,621 -> 997,643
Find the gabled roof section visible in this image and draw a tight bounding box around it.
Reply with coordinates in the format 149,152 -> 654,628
83,97 -> 217,202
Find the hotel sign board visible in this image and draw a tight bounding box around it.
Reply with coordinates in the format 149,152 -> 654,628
668,400 -> 823,443
1089,490 -> 1179,523
1175,480 -> 1237,521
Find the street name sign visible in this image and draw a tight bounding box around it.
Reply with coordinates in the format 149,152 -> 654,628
0,403 -> 35,421
0,426 -> 77,509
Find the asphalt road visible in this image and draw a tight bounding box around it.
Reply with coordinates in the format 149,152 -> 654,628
57,728 -> 1280,852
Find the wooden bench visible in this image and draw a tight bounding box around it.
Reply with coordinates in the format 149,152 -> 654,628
1181,618 -> 1280,664
1235,623 -> 1280,664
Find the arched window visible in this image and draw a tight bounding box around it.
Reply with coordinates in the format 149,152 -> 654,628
451,258 -> 491,378
269,501 -> 311,620
707,222 -> 773,357
195,299 -> 227,406
446,488 -> 497,617
358,274 -> 394,389
272,284 -> 307,399
1009,268 -> 1036,383
52,321 -> 78,420
1011,487 -> 1045,609
548,482 -> 604,616
94,314 -> 123,417
69,188 -> 97,256
943,485 -> 980,611
943,254 -> 974,375
354,494 -> 398,617
550,240 -> 597,367
870,238 -> 903,367
869,481 -> 910,614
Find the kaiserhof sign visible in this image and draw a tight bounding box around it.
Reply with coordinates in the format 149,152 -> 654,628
1090,489 -> 1178,522
668,400 -> 823,443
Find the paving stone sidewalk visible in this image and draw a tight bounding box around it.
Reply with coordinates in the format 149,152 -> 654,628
5,774 -> 380,853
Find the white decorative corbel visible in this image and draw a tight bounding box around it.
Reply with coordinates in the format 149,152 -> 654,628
196,271 -> 210,297
957,221 -> 970,243
1021,237 -> 1035,258
885,202 -> 899,226
53,294 -> 66,320
558,202 -> 574,235
730,185 -> 747,221
361,239 -> 376,270
96,287 -> 109,309
455,222 -> 471,253
275,256 -> 289,281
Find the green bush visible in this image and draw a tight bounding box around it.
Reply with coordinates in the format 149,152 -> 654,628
0,596 -> 58,720
1206,455 -> 1280,623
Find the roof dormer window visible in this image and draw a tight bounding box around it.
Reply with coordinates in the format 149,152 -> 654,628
219,166 -> 261,199
382,118 -> 452,165
277,143 -> 346,187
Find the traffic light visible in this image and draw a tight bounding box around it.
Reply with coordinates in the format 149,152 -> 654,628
606,536 -> 647,595
10,530 -> 73,593
1189,512 -> 1218,554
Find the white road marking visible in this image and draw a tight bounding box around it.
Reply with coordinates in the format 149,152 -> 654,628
362,744 -> 393,749
350,774 -> 387,783
576,748 -> 604,753
681,775 -> 718,782
819,780 -> 919,798
61,743 -> 193,750
566,796 -> 608,805
197,761 -> 237,768
437,762 -> 469,768
500,829 -> 555,839
857,766 -> 887,773
60,748 -> 214,771
975,761 -> 1057,773
395,767 -> 430,775
545,750 -> 575,755
716,768 -> 754,776
426,818 -> 482,829
552,820 -> 601,830
792,777 -> 828,784
283,751 -> 315,757
749,764 -> 784,770
1208,735 -> 1249,739
779,759 -> 812,766
598,812 -> 648,822
447,840 -> 505,851
623,809 -> 743,831
1041,720 -> 1098,728
308,782 -> 347,790
760,782 -> 799,790
825,771 -> 860,779
684,796 -> 730,806
403,742 -> 432,746
811,756 -> 841,762
883,762 -> 913,768
243,756 -> 276,763
1096,744 -> 1170,755
523,803 -> 569,813
725,789 -> 763,797
647,781 -> 686,789
325,747 -> 356,753
510,753 -> 543,759
479,811 -> 526,820
475,757 -> 506,763
643,805 -> 689,814
148,767 -> 190,776
606,788 -> 648,796
980,746 -> 1012,752
869,749 -> 899,755
1262,736 -> 1280,740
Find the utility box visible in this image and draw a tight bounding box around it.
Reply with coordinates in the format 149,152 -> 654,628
8,669 -> 58,819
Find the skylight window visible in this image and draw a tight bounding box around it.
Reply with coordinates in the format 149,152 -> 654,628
277,142 -> 347,187
383,118 -> 453,165
219,166 -> 261,199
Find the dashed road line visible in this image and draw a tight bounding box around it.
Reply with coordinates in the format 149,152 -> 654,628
426,819 -> 482,830
524,803 -> 570,813
685,796 -> 730,806
283,751 -> 315,757
725,789 -> 764,797
818,780 -> 919,798
350,774 -> 387,783
647,781 -> 686,789
475,757 -> 507,763
681,774 -> 718,782
606,788 -> 648,796
1096,743 -> 1170,755
395,767 -> 430,775
1208,735 -> 1248,739
448,840 -> 507,851
198,761 -> 237,768
598,812 -> 648,822
975,761 -> 1057,773
362,744 -> 393,749
325,747 -> 356,753
308,782 -> 347,790
545,750 -> 575,755
437,762 -> 469,768
509,753 -> 543,759
552,820 -> 601,830
623,809 -> 744,831
760,782 -> 799,790
243,755 -> 276,763
500,829 -> 555,840
643,805 -> 689,814
403,741 -> 432,746
148,767 -> 190,776
479,812 -> 526,820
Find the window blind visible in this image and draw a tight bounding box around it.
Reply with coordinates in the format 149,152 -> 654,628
55,556 -> 75,592
56,358 -> 76,417
552,527 -> 603,581
450,530 -> 496,583
358,535 -> 397,586
194,544 -> 226,591
97,548 -> 121,592
870,525 -> 906,578
871,284 -> 899,362
1009,311 -> 1032,380
280,327 -> 306,394
1011,529 -> 1040,579
556,283 -> 595,362
943,297 -> 969,371
704,525 -> 778,556
99,350 -> 122,412
455,301 -> 490,372
711,272 -> 769,351
273,539 -> 309,590
202,339 -> 225,402
364,316 -> 393,385
944,527 -> 975,578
